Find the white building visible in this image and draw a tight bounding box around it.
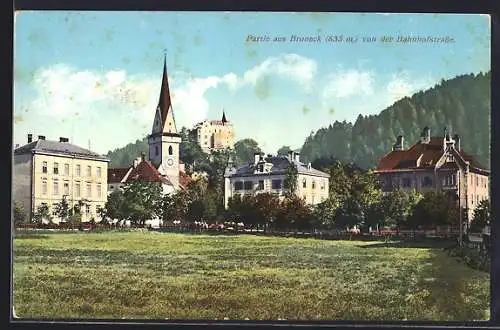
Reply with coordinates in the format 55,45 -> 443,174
224,151 -> 330,208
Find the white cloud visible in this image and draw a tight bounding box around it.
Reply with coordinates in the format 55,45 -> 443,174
386,71 -> 435,103
28,54 -> 318,130
321,69 -> 375,102
243,54 -> 317,91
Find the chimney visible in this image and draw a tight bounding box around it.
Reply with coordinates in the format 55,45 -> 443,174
38,135 -> 45,140
307,162 -> 312,170
392,135 -> 404,151
59,137 -> 69,143
420,126 -> 430,143
294,152 -> 301,163
453,134 -> 460,151
27,134 -> 33,143
254,152 -> 260,165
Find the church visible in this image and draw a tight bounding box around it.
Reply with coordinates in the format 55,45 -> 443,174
107,56 -> 192,196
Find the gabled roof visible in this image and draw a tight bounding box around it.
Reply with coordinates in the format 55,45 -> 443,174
125,159 -> 172,185
226,155 -> 329,178
108,167 -> 132,184
376,136 -> 489,174
14,139 -> 108,161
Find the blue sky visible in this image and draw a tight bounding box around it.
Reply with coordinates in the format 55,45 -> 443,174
13,12 -> 490,155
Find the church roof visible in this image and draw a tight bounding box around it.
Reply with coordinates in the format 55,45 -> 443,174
221,110 -> 227,124
125,159 -> 172,185
14,139 -> 108,161
108,167 -> 132,183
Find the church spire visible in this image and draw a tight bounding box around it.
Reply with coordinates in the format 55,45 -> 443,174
221,109 -> 227,124
157,52 -> 173,128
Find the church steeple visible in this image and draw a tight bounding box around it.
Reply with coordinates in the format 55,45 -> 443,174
221,109 -> 227,124
157,54 -> 174,130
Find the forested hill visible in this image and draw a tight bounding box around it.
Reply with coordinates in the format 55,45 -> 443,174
300,71 -> 491,170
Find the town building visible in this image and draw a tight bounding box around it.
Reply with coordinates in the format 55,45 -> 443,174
224,151 -> 330,209
13,135 -> 109,223
194,111 -> 235,154
107,55 -> 193,197
375,126 -> 489,221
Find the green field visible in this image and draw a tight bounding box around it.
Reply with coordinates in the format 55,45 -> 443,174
12,230 -> 490,321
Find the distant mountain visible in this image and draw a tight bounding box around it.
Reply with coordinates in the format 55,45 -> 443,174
300,71 -> 491,170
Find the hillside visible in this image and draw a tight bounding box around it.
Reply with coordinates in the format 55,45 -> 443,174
300,72 -> 491,170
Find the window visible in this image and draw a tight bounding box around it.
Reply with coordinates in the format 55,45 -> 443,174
321,181 -> 326,190
97,167 -> 101,177
42,161 -> 47,173
155,146 -> 159,156
97,184 -> 102,198
86,204 -> 91,214
75,183 -> 81,197
402,177 -> 411,188
244,181 -> 253,190
53,181 -> 59,195
52,203 -> 58,216
258,180 -> 264,190
42,179 -> 47,195
76,165 -> 81,177
303,179 -> 307,188
312,180 -> 316,189
476,176 -> 478,187
272,179 -> 282,189
110,185 -> 115,190
168,146 -> 173,155
444,174 -> 456,186
53,163 -> 59,175
64,163 -> 69,176
63,182 -> 69,195
87,183 -> 92,197
234,182 -> 243,190
87,166 -> 92,177
422,176 -> 433,188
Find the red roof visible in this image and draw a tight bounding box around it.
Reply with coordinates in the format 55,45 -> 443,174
179,171 -> 194,189
376,137 -> 488,173
108,167 -> 131,183
125,159 -> 172,185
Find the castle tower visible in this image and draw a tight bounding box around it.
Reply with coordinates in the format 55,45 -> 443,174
148,54 -> 181,188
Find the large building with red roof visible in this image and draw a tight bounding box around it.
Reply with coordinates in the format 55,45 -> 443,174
375,126 -> 489,221
107,55 -> 193,197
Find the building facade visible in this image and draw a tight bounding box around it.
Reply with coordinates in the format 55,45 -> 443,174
194,111 -> 235,154
375,127 -> 489,221
13,135 -> 109,223
224,151 -> 330,209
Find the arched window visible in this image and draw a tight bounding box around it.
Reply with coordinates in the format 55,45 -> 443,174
168,145 -> 173,155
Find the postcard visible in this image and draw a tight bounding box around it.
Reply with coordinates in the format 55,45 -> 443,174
12,11 -> 491,321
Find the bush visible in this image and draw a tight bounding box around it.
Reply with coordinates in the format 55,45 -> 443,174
447,245 -> 490,272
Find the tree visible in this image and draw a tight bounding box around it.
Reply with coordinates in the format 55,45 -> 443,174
105,190 -> 125,221
284,162 -> 298,196
408,190 -> 459,229
68,200 -> 86,224
328,161 -> 352,206
54,195 -> 71,222
470,199 -> 490,232
13,201 -> 26,226
253,192 -> 281,229
311,198 -> 337,230
276,195 -> 312,230
121,181 -> 163,226
32,204 -> 52,224
276,145 -> 292,155
378,189 -> 422,228
163,190 -> 190,224
234,139 -> 262,165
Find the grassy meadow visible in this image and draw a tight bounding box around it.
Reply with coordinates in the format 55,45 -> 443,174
12,230 -> 490,321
